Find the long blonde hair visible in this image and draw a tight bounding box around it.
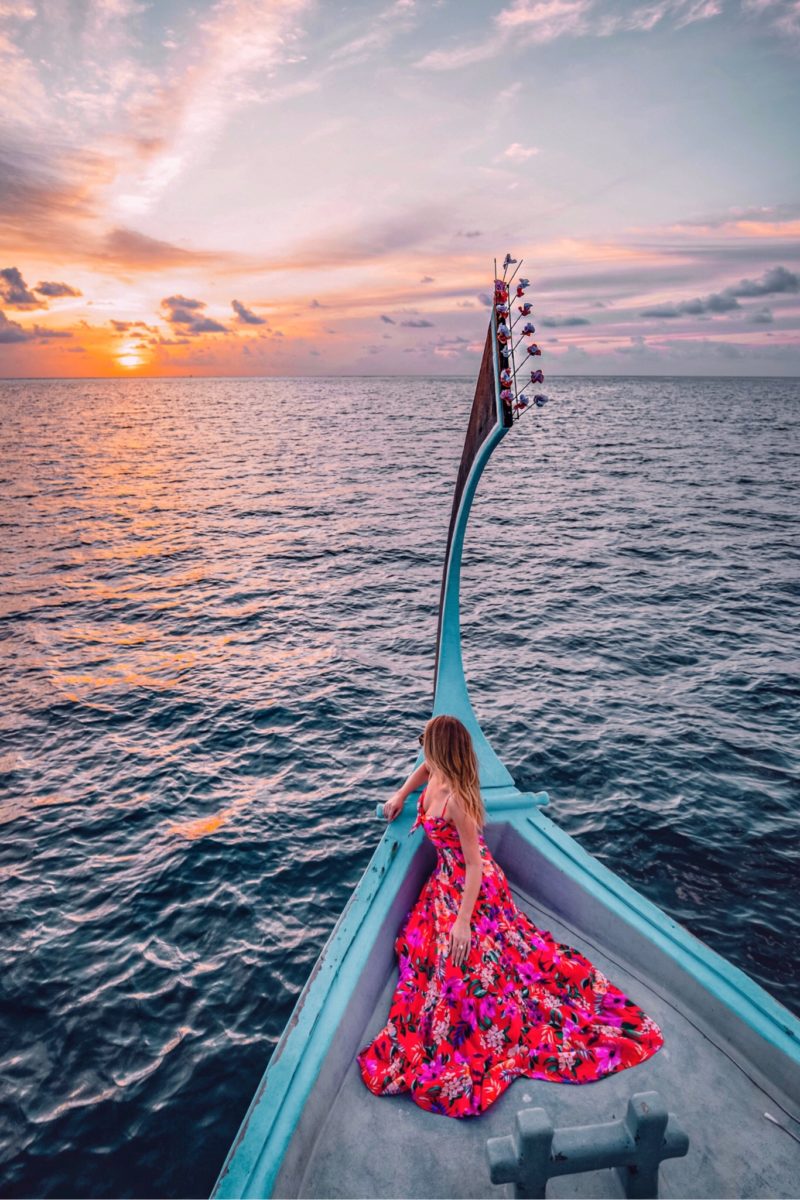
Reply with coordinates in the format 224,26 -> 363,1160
422,714 -> 485,829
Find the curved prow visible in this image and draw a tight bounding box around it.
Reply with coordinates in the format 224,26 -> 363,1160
431,309 -> 516,792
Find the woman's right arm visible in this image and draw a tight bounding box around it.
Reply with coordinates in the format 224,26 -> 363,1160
384,759 -> 430,820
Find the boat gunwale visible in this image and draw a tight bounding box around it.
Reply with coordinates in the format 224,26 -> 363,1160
211,794 -> 800,1199
525,811 -> 800,1060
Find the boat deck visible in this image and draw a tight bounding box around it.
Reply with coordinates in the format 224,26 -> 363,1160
292,882 -> 800,1199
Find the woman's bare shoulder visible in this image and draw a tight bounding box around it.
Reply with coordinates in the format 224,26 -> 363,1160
447,789 -> 472,821
448,789 -> 481,825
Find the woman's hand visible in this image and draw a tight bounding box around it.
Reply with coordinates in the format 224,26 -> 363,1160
448,916 -> 472,966
383,791 -> 405,821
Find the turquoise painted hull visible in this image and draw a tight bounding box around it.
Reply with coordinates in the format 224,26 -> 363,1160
212,792 -> 800,1198
212,307 -> 800,1197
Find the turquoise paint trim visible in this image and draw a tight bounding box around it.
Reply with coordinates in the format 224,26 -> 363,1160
212,795 -> 800,1199
212,792 -> 535,1200
213,801 -> 423,1200
433,307 -> 514,790
522,809 -> 800,1061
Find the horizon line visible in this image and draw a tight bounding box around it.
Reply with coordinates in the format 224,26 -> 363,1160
1,372 -> 799,382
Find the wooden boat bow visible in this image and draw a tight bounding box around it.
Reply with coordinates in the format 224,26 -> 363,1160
430,258 -> 545,803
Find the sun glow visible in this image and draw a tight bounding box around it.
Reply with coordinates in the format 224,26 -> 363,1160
117,346 -> 144,370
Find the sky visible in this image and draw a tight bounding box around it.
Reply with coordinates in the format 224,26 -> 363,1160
1,0 -> 799,378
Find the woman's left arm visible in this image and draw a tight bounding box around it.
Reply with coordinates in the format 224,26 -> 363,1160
448,799 -> 483,966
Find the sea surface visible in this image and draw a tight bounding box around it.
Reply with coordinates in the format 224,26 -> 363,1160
1,374 -> 798,1198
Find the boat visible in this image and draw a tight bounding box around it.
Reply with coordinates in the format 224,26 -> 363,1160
212,257 -> 800,1199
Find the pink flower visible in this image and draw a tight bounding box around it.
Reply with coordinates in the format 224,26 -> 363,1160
594,1044 -> 622,1073
518,961 -> 543,987
460,997 -> 477,1024
478,996 -> 497,1022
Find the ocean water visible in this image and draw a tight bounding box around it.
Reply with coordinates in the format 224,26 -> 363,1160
0,374 -> 798,1198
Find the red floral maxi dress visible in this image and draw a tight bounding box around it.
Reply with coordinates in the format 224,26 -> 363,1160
356,787 -> 664,1118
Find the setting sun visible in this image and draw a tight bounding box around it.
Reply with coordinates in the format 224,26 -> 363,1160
117,354 -> 142,370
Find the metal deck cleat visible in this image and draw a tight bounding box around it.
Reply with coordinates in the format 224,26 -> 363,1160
486,1090 -> 689,1199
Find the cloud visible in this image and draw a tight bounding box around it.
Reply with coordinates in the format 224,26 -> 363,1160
5,155 -> 450,281
232,298 -> 266,325
163,294 -> 204,313
417,0 -> 725,71
640,293 -> 740,316
673,1 -> 723,30
751,307 -> 774,324
100,227 -> 221,269
728,265 -> 799,297
35,325 -> 72,340
35,280 -> 82,297
284,206 -> 449,269
109,0 -> 316,214
400,318 -> 434,327
161,294 -> 227,334
639,265 -> 798,318
222,205 -> 452,278
0,266 -> 41,307
0,141 -> 113,257
417,0 -> 591,68
110,319 -> 154,332
742,0 -> 800,40
329,0 -> 418,63
503,143 -> 540,162
615,333 -> 655,356
0,310 -> 72,342
640,303 -> 684,318
416,39 -> 500,70
656,202 -> 800,234
540,314 -> 591,326
0,137 -> 232,269
0,0 -> 318,261
380,314 -> 396,324
497,0 -> 593,35
433,334 -> 474,358
0,311 -> 28,343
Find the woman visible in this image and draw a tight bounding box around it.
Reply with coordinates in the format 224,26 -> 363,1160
356,714 -> 664,1118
